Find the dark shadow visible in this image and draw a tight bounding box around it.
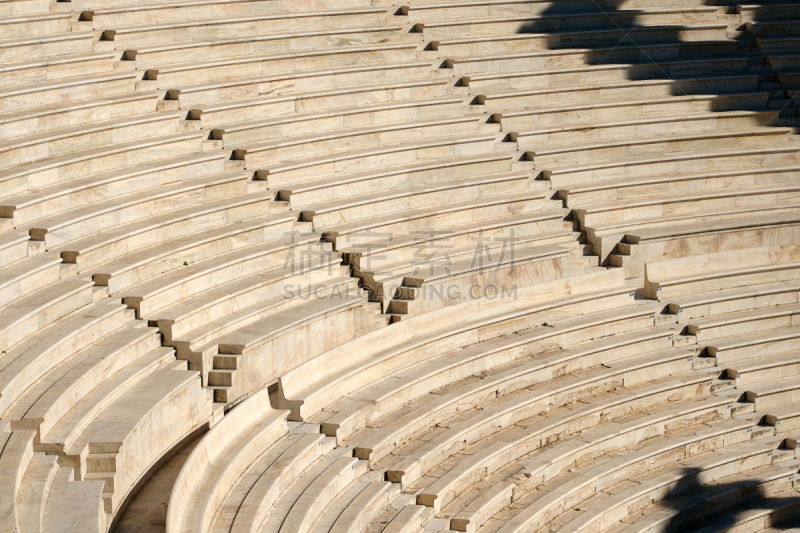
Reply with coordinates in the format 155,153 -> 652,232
639,459 -> 800,531
511,0 -> 800,126
505,4 -> 800,527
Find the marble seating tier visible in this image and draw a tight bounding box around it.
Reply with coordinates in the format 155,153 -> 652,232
3,0 -> 800,531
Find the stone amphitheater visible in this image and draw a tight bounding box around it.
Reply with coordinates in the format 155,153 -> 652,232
5,0 -> 800,531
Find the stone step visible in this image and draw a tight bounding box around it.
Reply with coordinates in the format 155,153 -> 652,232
127,25 -> 411,70
106,7 -> 392,48
0,109 -> 191,172
172,61 -> 435,108
420,7 -> 720,40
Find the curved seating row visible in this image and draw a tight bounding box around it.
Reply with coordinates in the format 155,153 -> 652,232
0,2 -> 435,529
164,265 -> 800,533
157,0 -> 800,530
3,0 -> 800,530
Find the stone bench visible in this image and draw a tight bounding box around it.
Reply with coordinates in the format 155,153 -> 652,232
0,427 -> 41,532
417,8 -> 719,40
105,7 -> 392,48
215,96 -> 469,147
356,325 -> 682,469
275,455 -> 369,533
1,12 -> 73,39
380,345 -> 714,488
83,0 -> 279,27
560,437 -> 796,533
356,216 -> 575,308
401,0 -> 711,22
278,270 -> 630,422
308,171 -> 531,229
377,244 -> 577,318
446,39 -> 738,76
757,36 -> 800,52
747,20 -> 800,39
561,164 -> 800,207
0,0 -> 51,16
778,71 -> 800,89
576,186 -> 800,262
15,452 -> 60,533
35,167 -> 258,249
284,152 -> 517,211
434,23 -> 731,58
331,197 -> 557,258
0,109 -> 189,172
647,493 -> 800,533
493,407 -> 762,533
328,477 -> 400,533
669,281 -> 800,322
762,403 -> 800,434
643,244 -> 800,300
462,56 -> 749,92
546,144 -> 800,191
237,115 -> 486,168
265,134 -> 501,190
1,303 -> 143,440
318,192 -> 552,250
686,297 -> 800,338
0,72 -> 137,114
127,25 -> 410,70
0,32 -> 95,64
738,2 -> 800,21
0,253 -> 62,310
129,244 -> 342,333
34,347 -> 178,457
767,53 -> 800,72
223,434 -> 360,532
728,350 -> 800,392
407,382 -> 743,533
450,481 -> 514,533
0,231 -> 31,268
0,51 -> 121,90
320,293 -> 650,442
50,182 -> 279,271
0,129 -> 203,201
136,244 -> 344,340
523,411 -> 752,488
0,91 -> 157,139
607,220 -> 800,282
0,278 -> 94,355
147,42 -> 421,89
40,348 -> 211,515
746,375 -> 800,412
194,79 -> 451,128
536,127 -> 791,168
2,150 -> 226,228
414,388 -> 740,520
166,386 -> 290,533
500,93 -> 767,134
316,195 -> 568,310
516,110 -> 779,152
93,211 -> 299,295
42,466 -> 106,533
206,287 -> 384,403
73,0 -> 385,9
382,504 -> 433,533
222,429 -> 336,533
172,61 -> 434,108
708,327 -> 800,365
485,77 -> 760,114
